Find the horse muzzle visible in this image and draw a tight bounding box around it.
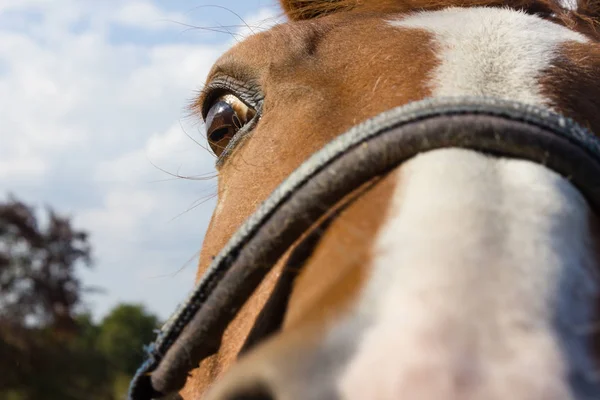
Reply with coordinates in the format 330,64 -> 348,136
129,97 -> 600,400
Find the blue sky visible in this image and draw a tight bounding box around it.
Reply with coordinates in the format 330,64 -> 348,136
0,0 -> 282,321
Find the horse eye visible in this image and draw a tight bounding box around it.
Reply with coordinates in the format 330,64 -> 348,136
205,94 -> 256,157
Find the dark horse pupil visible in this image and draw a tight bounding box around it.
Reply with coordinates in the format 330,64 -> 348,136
209,127 -> 230,143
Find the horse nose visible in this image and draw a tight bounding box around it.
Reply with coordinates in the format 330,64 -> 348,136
199,313 -> 581,400
203,323 -> 356,400
201,317 -> 596,400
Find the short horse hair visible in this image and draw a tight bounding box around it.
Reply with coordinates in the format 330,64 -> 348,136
281,0 -> 600,39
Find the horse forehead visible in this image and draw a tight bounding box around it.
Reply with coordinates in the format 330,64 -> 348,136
208,19 -> 332,79
210,13 -> 423,79
213,7 -> 589,96
390,7 -> 588,105
391,7 -> 588,56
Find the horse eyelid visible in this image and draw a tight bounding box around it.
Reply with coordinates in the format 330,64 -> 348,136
200,76 -> 263,120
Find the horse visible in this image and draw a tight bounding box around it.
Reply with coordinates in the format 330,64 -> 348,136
128,0 -> 600,399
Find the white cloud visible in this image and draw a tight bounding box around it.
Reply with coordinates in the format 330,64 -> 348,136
0,1 -> 278,320
79,189 -> 157,239
113,1 -> 190,30
0,155 -> 46,180
0,0 -> 50,12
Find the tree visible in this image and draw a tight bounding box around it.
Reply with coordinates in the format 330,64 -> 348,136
98,304 -> 160,376
0,195 -> 162,399
0,195 -> 111,400
0,195 -> 92,333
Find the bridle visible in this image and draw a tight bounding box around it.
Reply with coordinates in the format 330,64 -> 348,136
128,96 -> 600,400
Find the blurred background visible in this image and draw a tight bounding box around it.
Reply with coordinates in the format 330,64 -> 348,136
0,1 -> 281,398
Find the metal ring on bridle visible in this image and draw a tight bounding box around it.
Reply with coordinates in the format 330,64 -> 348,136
128,96 -> 600,400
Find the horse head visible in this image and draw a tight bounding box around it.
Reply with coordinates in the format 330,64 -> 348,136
130,0 -> 600,399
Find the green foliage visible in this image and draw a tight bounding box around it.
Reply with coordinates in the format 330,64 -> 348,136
0,196 -> 162,399
0,318 -> 114,400
0,303 -> 161,400
98,304 -> 160,375
113,373 -> 135,400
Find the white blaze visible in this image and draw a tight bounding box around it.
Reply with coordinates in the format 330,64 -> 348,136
389,7 -> 587,106
338,149 -> 597,399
